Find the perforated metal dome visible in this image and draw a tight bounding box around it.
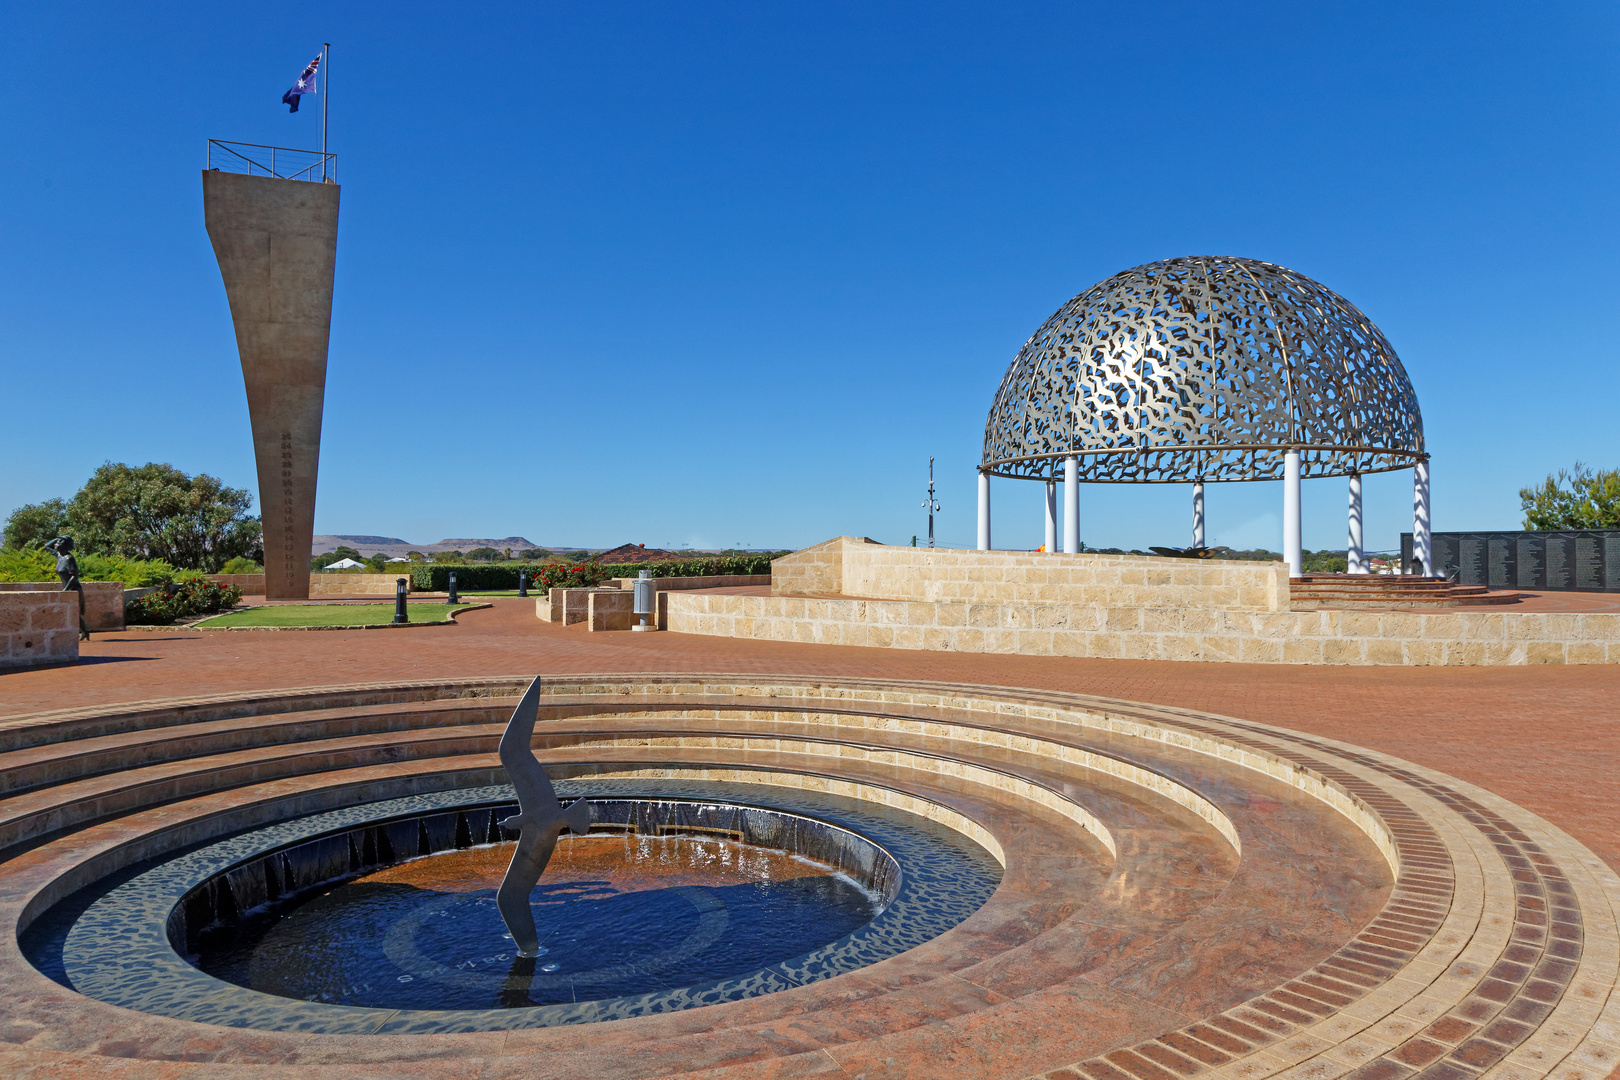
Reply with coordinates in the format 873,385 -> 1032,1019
982,256 -> 1424,482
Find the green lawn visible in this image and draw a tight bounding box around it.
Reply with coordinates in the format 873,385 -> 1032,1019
198,603 -> 477,628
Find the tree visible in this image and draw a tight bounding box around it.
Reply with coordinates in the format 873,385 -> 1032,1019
1521,463 -> 1620,530
311,546 -> 361,570
2,498 -> 68,549
406,551 -> 425,562
466,546 -> 501,562
4,462 -> 261,571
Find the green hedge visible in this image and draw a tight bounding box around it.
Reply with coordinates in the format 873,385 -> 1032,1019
0,547 -> 177,587
408,554 -> 781,592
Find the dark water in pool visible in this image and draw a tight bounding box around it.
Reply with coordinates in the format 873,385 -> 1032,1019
195,835 -> 879,1010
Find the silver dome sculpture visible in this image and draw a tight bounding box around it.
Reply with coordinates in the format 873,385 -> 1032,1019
983,256 -> 1424,482
975,257 -> 1432,574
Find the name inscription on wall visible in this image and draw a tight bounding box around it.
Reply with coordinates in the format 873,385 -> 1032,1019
1402,530 -> 1620,592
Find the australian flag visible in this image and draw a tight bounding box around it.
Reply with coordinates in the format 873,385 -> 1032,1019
282,55 -> 319,113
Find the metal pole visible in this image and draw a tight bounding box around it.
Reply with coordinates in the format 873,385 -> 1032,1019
1063,455 -> 1079,553
976,470 -> 991,551
1413,459 -> 1432,575
1347,472 -> 1363,573
1283,448 -> 1303,576
1192,480 -> 1205,549
321,43 -> 330,181
1043,480 -> 1057,552
922,456 -> 939,549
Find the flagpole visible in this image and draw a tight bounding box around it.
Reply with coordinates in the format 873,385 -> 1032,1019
321,42 -> 330,181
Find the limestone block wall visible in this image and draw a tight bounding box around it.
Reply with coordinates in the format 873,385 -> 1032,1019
541,588 -> 621,626
662,590 -> 1620,666
0,583 -> 124,631
775,537 -> 1287,613
771,537 -> 874,596
602,575 -> 771,592
207,574 -> 266,593
587,590 -> 633,631
0,592 -> 80,668
308,574 -> 405,596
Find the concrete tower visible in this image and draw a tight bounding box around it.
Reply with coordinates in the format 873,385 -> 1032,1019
203,171 -> 340,599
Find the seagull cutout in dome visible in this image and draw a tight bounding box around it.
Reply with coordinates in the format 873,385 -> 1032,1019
496,675 -> 592,957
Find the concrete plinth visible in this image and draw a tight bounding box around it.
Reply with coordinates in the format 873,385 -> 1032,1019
203,170 -> 340,600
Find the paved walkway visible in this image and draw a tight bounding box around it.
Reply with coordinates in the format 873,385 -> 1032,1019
5,596 -> 1616,877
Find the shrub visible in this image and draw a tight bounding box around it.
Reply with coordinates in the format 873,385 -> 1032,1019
0,547 -> 176,587
219,556 -> 263,574
126,579 -> 242,624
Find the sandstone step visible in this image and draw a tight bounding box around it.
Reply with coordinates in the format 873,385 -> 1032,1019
1289,573 -> 1520,608
3,678 -> 1571,1080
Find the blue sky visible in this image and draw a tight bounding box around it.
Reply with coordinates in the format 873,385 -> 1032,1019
2,3 -> 1615,553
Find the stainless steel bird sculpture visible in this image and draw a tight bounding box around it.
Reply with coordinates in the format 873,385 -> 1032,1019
496,676 -> 592,957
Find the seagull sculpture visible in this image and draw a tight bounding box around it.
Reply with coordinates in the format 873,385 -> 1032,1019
496,675 -> 592,957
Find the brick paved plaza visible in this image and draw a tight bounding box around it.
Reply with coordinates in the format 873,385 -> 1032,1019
2,593 -> 1618,1080
9,597 -> 1615,875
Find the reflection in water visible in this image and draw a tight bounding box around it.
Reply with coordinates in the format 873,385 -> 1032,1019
195,835 -> 878,1011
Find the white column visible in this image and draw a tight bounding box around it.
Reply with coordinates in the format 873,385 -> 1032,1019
1283,448 -> 1302,576
1043,481 -> 1057,552
1413,459 -> 1431,575
1063,455 -> 1079,553
1347,472 -> 1363,574
976,469 -> 991,551
1192,481 -> 1205,548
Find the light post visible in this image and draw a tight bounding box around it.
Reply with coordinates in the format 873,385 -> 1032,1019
392,578 -> 408,625
922,457 -> 940,548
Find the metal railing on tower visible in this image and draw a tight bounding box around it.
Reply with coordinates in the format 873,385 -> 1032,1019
206,140 -> 336,183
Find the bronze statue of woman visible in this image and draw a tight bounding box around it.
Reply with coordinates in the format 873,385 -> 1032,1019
43,537 -> 89,640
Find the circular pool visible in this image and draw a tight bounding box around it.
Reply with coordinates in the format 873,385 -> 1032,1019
24,780 -> 1001,1032
191,800 -> 897,1011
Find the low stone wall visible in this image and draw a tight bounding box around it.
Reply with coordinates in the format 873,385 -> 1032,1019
309,574 -> 406,596
775,537 -> 1288,612
663,590 -> 1620,666
0,582 -> 124,631
538,588 -> 621,625
601,575 -> 770,591
770,536 -> 858,596
206,573 -> 410,596
587,590 -> 632,631
0,592 -> 80,668
206,573 -> 266,593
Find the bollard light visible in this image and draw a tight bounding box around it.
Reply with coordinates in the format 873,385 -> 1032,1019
632,569 -> 657,631
447,572 -> 458,604
518,570 -> 528,598
393,578 -> 409,624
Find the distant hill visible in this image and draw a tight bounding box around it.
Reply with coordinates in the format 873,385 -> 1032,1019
320,534 -> 410,546
311,534 -> 561,557
436,538 -> 538,550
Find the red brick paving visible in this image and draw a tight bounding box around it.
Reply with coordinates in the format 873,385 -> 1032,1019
3,596 -> 1616,874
